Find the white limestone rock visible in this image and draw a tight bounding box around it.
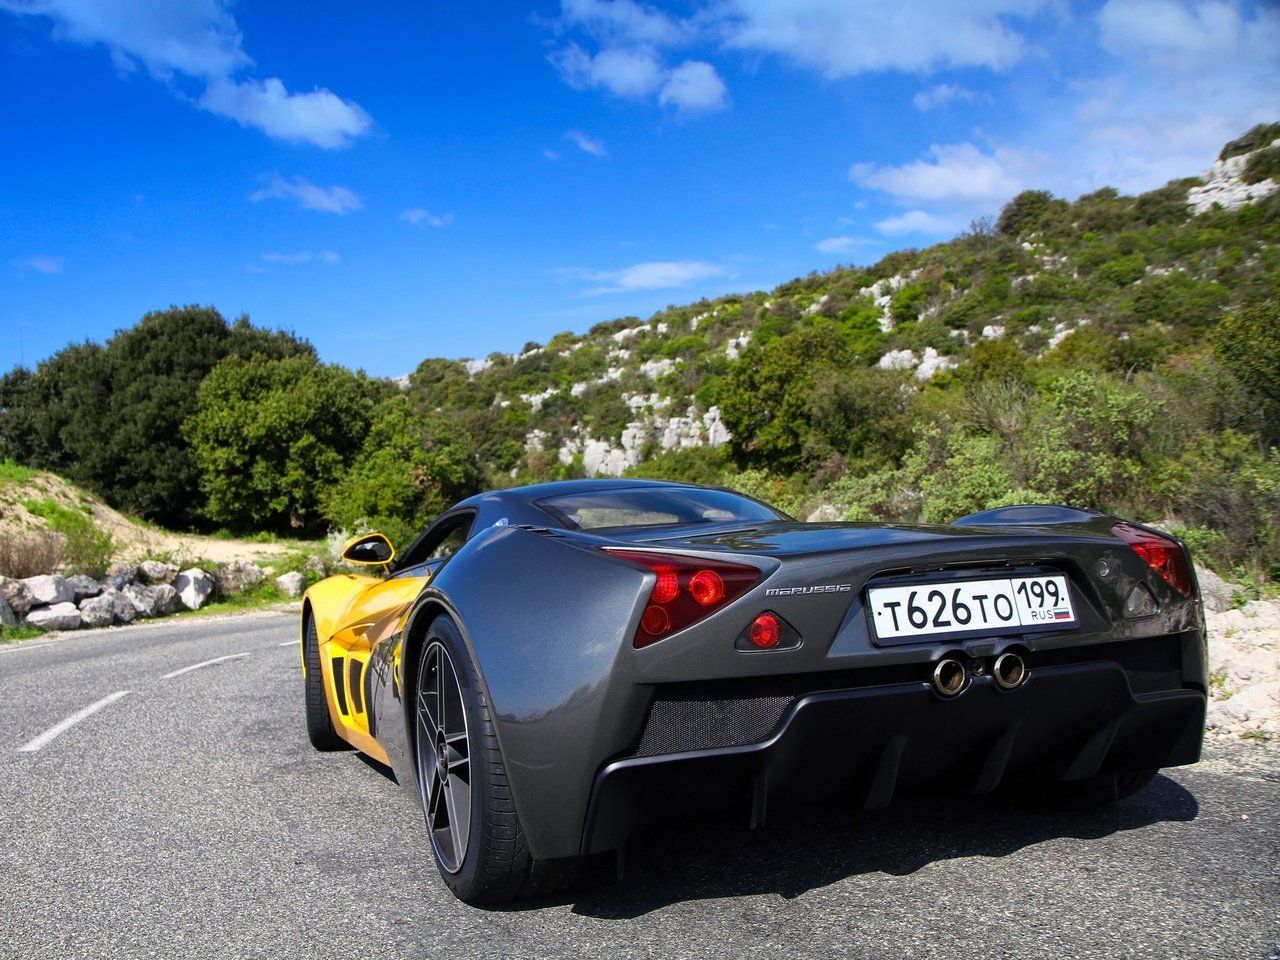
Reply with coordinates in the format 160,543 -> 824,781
20,574 -> 73,607
24,601 -> 81,631
174,568 -> 214,611
276,571 -> 306,599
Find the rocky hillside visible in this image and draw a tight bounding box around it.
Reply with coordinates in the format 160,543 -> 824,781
404,123 -> 1279,482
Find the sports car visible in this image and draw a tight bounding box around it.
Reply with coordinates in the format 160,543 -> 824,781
299,479 -> 1207,904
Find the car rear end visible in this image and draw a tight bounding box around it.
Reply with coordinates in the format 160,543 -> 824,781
580,513 -> 1207,855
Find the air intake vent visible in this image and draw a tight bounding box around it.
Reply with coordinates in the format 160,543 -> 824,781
348,659 -> 364,714
332,657 -> 349,714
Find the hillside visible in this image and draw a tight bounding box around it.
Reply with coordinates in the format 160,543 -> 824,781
409,125 -> 1279,485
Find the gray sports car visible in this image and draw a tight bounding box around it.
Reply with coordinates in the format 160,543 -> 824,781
301,479 -> 1207,904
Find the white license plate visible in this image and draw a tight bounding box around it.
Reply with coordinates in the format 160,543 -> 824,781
868,574 -> 1076,642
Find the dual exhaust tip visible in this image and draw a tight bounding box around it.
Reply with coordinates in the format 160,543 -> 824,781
932,652 -> 1027,697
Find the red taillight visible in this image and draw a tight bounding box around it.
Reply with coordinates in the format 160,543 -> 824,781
1112,523 -> 1194,595
688,569 -> 724,606
748,613 -> 781,649
605,549 -> 763,648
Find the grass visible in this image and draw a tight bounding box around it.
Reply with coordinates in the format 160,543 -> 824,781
173,582 -> 299,620
0,624 -> 45,644
0,460 -> 38,487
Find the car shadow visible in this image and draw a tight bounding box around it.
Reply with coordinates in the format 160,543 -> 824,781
542,774 -> 1198,918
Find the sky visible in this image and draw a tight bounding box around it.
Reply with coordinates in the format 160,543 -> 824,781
2,0 -> 1277,377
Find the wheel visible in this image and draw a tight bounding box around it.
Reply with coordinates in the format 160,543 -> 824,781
413,614 -> 585,904
1021,767 -> 1158,808
303,614 -> 347,751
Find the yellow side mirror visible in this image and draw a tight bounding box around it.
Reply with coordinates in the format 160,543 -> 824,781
341,532 -> 395,566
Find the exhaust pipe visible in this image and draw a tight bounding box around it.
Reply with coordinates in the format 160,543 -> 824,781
932,657 -> 968,697
993,652 -> 1028,690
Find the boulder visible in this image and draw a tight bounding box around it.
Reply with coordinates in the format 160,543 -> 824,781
303,555 -> 328,579
275,571 -> 306,599
1195,565 -> 1237,614
23,601 -> 81,631
151,583 -> 181,615
122,583 -> 163,619
78,594 -> 117,629
65,574 -> 103,601
103,562 -> 139,592
100,589 -> 137,625
139,560 -> 178,585
174,568 -> 214,611
1,577 -> 34,616
20,574 -> 73,606
216,560 -> 265,596
0,594 -> 16,628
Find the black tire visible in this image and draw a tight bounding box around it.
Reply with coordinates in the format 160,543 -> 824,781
1023,767 -> 1158,808
413,614 -> 586,905
303,614 -> 347,751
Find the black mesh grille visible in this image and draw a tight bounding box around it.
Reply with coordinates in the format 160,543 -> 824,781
633,692 -> 796,757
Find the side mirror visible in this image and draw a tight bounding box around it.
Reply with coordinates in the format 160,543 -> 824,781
341,533 -> 395,567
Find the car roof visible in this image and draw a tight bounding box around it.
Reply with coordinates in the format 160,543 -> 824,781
455,478 -> 698,510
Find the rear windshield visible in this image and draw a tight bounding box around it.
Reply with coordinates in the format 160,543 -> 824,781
535,487 -> 781,531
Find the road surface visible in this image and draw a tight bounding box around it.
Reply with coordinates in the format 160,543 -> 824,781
2,613 -> 1277,959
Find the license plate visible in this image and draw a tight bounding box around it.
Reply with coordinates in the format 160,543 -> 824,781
867,574 -> 1076,642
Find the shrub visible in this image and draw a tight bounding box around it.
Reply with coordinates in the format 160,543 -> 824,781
21,498 -> 115,577
0,528 -> 64,578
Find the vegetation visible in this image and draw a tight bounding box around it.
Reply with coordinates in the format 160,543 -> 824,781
20,498 -> 115,577
1,125 -> 1278,581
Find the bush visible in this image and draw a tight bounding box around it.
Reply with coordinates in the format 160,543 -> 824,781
0,528 -> 64,578
22,499 -> 115,577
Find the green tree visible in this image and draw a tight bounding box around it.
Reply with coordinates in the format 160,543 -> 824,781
0,306 -> 311,526
324,396 -> 483,546
184,354 -> 383,532
1213,298 -> 1280,441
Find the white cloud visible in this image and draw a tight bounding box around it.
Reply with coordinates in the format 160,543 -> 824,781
814,236 -> 862,253
874,210 -> 960,235
559,0 -> 691,47
1097,0 -> 1278,68
2,0 -> 371,148
551,42 -> 666,97
913,83 -> 978,111
199,78 -> 370,149
12,255 -> 64,274
566,130 -> 608,157
543,149 -> 563,161
259,250 -> 340,265
659,60 -> 728,113
850,143 -> 1036,205
549,2 -> 725,114
561,259 -> 730,294
249,176 -> 362,214
400,208 -> 454,228
720,0 -> 1052,77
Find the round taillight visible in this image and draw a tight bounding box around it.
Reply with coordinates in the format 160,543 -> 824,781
651,566 -> 679,604
688,569 -> 725,606
749,613 -> 781,649
641,604 -> 670,636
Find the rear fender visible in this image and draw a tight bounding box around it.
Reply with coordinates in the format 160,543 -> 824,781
393,524 -> 651,860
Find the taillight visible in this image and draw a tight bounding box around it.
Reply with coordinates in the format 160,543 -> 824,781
605,549 -> 762,648
1112,523 -> 1194,595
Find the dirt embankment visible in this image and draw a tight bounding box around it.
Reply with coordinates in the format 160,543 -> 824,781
0,472 -> 313,569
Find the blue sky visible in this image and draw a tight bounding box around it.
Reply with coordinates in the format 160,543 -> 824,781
2,0 -> 1277,377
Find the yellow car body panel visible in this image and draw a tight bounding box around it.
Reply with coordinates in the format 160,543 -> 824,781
302,572 -> 429,764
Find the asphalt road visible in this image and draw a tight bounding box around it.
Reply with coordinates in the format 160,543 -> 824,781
1,613 -> 1277,960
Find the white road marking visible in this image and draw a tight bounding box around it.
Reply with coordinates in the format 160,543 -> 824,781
17,691 -> 131,753
161,653 -> 250,679
278,640 -> 296,647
